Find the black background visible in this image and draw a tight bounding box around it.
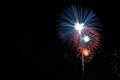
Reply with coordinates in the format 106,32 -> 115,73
8,0 -> 120,80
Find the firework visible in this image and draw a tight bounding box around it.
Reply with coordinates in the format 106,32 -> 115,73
57,5 -> 101,57
57,5 -> 101,80
73,28 -> 100,58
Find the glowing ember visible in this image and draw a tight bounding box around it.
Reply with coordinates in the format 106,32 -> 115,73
82,49 -> 90,56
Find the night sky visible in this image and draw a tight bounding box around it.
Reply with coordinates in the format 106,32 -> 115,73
8,0 -> 120,80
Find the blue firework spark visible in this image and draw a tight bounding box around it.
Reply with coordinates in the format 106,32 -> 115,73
57,5 -> 100,43
57,5 -> 101,56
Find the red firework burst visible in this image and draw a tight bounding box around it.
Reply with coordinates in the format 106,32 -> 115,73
73,27 -> 100,57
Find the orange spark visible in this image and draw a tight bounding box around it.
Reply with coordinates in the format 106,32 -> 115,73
82,49 -> 90,56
